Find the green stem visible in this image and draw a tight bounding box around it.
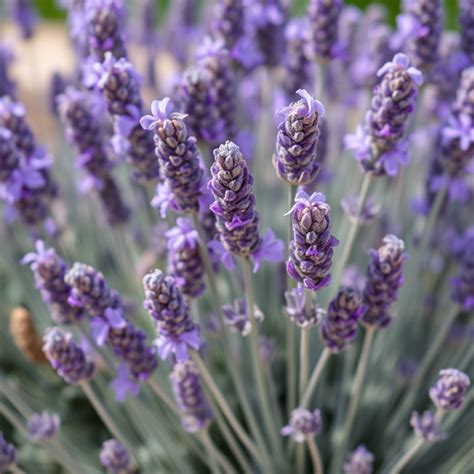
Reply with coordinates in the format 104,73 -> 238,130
191,213 -> 272,463
330,174 -> 372,296
386,305 -> 460,436
147,376 -> 180,416
80,382 -> 135,461
299,328 -> 311,398
241,257 -> 282,455
287,185 -> 297,414
331,327 -> 375,474
308,437 -> 324,474
10,465 -> 26,474
190,351 -> 260,460
419,185 -> 447,255
300,348 -> 332,408
199,430 -> 222,474
387,437 -> 425,474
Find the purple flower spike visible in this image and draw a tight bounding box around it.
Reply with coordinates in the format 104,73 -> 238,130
94,53 -> 159,182
7,0 -> 37,40
209,141 -> 260,258
21,241 -> 84,324
273,90 -> 325,186
27,412 -> 60,441
362,235 -> 407,328
321,287 -> 366,352
451,227 -> 474,310
283,19 -> 313,99
308,0 -> 343,60
100,439 -> 133,474
429,369 -> 470,410
222,298 -> 264,336
284,287 -> 324,328
344,445 -> 374,474
402,0 -> 443,71
0,127 -> 19,182
410,411 -> 445,442
346,53 -> 423,176
170,360 -> 214,433
43,327 -> 95,384
212,0 -> 245,50
460,0 -> 474,63
143,269 -> 201,361
281,407 -> 321,443
142,97 -> 202,214
287,191 -> 339,291
166,218 -> 205,299
0,433 -> 16,472
86,0 -> 127,61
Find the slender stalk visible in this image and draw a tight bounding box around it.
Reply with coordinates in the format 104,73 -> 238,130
191,213 -> 272,463
199,430 -> 221,474
418,185 -> 447,255
208,397 -> 253,473
300,348 -> 332,408
387,438 -> 425,474
241,257 -> 282,455
10,465 -> 26,474
80,382 -> 135,460
331,174 -> 372,295
299,328 -> 311,397
331,327 -> 376,474
307,438 -> 324,474
314,60 -> 326,103
190,350 -> 260,460
287,185 -> 297,414
147,377 -> 180,416
386,305 -> 459,436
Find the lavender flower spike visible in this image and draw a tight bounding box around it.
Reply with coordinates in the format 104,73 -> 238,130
345,53 -> 423,176
140,98 -> 202,214
212,0 -> 244,50
43,327 -> 95,384
0,127 -> 19,182
403,0 -> 443,71
209,141 -> 284,270
429,369 -> 471,410
459,0 -> 474,64
0,433 -> 16,472
166,217 -> 205,299
284,287 -> 324,328
27,412 -> 61,441
222,298 -> 264,336
287,191 -> 339,291
86,0 -> 127,61
273,89 -> 325,186
281,408 -> 321,443
22,241 -> 84,324
308,0 -> 343,60
321,287 -> 365,352
451,227 -> 474,310
100,439 -> 133,474
362,234 -> 407,328
170,360 -> 214,433
143,269 -> 201,361
410,411 -> 445,442
344,445 -> 374,474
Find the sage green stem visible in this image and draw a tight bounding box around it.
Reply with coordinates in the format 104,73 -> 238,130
287,185 -> 297,414
191,213 -> 272,463
299,328 -> 311,397
308,437 -> 324,474
386,305 -> 460,436
330,174 -> 372,296
190,351 -> 260,460
387,438 -> 425,474
314,60 -> 326,103
10,465 -> 26,474
208,397 -> 253,473
80,382 -> 135,461
331,327 -> 376,474
241,257 -> 282,455
300,348 -> 332,408
200,430 -> 221,474
147,377 -> 181,416
419,185 -> 447,254
203,429 -> 237,474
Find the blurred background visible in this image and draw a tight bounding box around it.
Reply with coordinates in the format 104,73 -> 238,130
32,0 -> 460,28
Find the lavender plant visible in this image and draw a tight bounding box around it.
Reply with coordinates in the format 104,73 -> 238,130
0,2 -> 473,474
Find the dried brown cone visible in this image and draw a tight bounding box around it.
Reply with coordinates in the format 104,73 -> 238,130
9,307 -> 47,364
